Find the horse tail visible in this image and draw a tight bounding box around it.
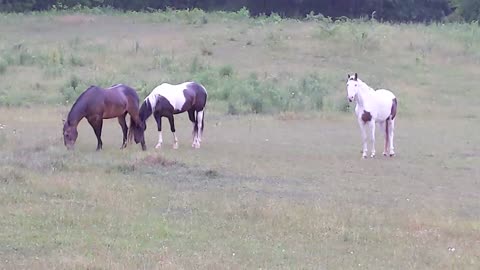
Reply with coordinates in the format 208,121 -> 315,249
201,110 -> 205,133
390,98 -> 397,120
385,98 -> 397,153
127,116 -> 135,144
198,83 -> 207,134
385,118 -> 389,153
122,86 -> 142,145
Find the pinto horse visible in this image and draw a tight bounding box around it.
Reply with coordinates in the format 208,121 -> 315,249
138,81 -> 208,149
346,73 -> 397,158
63,84 -> 146,151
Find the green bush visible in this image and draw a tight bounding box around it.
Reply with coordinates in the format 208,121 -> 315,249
18,50 -> 36,65
219,65 -> 234,77
0,57 -> 7,74
451,0 -> 480,22
69,54 -> 86,66
60,75 -> 82,103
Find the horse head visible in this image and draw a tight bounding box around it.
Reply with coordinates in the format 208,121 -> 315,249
63,119 -> 78,150
130,100 -> 152,146
132,120 -> 146,144
346,73 -> 360,102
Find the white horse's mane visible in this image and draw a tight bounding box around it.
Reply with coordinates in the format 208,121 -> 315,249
146,92 -> 157,110
356,78 -> 375,93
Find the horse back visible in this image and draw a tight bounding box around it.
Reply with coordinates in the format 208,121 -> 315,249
104,85 -> 138,105
185,82 -> 207,110
101,85 -> 139,118
170,82 -> 207,113
374,89 -> 397,121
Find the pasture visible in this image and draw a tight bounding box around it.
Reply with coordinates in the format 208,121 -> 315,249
0,9 -> 479,269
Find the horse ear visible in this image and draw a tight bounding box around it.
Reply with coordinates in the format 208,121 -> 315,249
347,74 -> 350,80
354,73 -> 358,80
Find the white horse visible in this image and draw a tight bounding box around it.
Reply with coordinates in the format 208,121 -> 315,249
346,73 -> 397,158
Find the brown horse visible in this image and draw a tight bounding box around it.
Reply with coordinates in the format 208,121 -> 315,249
63,84 -> 146,151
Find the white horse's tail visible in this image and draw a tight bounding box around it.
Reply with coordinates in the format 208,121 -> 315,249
385,98 -> 397,152
385,119 -> 389,153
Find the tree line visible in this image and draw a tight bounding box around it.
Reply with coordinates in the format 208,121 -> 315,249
1,0 -> 479,22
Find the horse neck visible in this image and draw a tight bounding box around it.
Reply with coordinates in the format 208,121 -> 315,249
356,81 -> 375,108
67,100 -> 87,127
139,99 -> 153,122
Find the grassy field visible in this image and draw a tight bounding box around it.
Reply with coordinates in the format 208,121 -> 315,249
0,9 -> 479,269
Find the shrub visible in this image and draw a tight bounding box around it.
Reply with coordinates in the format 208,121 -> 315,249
43,65 -> 64,78
0,57 -> 7,74
69,54 -> 85,66
219,65 -> 234,77
60,75 -> 82,103
18,50 -> 35,65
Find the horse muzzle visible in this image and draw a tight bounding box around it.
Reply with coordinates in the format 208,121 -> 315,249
65,144 -> 75,150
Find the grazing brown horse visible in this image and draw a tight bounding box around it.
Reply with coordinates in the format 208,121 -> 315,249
63,84 -> 146,151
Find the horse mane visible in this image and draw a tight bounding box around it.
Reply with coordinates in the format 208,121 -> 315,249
66,85 -> 97,125
139,98 -> 153,122
108,83 -> 123,88
357,79 -> 375,93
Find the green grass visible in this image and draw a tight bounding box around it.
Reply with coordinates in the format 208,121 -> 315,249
0,9 -> 479,269
0,108 -> 479,269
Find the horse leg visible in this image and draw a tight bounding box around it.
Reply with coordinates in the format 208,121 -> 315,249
88,116 -> 103,151
196,110 -> 204,148
167,115 -> 179,149
118,113 -> 128,149
141,139 -> 146,151
369,120 -> 376,158
188,109 -> 198,148
154,111 -> 163,149
358,118 -> 368,158
379,121 -> 388,156
388,119 -> 395,157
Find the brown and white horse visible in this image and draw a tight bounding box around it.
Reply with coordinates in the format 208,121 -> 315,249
138,81 -> 208,149
346,73 -> 397,158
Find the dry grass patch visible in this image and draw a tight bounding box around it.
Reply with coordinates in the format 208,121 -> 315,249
55,15 -> 95,24
139,154 -> 179,167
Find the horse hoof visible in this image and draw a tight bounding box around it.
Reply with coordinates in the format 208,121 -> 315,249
192,143 -> 200,149
389,153 -> 395,157
383,152 -> 387,157
173,143 -> 179,149
371,154 -> 375,158
155,144 -> 162,149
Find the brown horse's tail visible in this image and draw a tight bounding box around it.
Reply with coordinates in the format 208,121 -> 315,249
122,85 -> 142,145
127,117 -> 135,145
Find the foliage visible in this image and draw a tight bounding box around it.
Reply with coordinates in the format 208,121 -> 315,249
450,0 -> 480,22
1,10 -> 479,114
0,57 -> 7,74
1,0 -> 478,22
